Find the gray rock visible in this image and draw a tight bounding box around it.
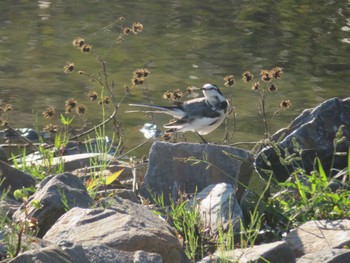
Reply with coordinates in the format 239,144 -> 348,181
193,183 -> 242,234
56,241 -> 91,263
0,160 -> 35,198
297,249 -> 350,263
97,190 -> 140,207
112,189 -> 139,203
284,219 -> 350,257
58,240 -> 163,263
7,245 -> 73,263
140,142 -> 253,204
0,147 -> 8,163
13,172 -> 93,237
1,238 -> 163,263
44,197 -> 182,263
0,199 -> 21,219
201,241 -> 295,263
81,244 -> 163,263
256,97 -> 350,182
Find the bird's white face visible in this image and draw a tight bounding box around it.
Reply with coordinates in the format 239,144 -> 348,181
201,84 -> 225,103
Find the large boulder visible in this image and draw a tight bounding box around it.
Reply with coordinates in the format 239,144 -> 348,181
284,219 -> 350,258
44,196 -> 183,263
12,172 -> 93,237
140,142 -> 253,204
256,97 -> 350,182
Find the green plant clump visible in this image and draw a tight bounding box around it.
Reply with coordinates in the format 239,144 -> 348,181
269,155 -> 350,227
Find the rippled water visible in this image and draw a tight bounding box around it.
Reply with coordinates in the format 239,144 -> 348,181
1,0 -> 349,156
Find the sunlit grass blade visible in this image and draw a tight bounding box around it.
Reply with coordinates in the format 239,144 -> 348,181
105,169 -> 124,185
60,113 -> 74,126
316,157 -> 328,186
86,178 -> 97,191
309,172 -> 316,194
294,173 -> 307,203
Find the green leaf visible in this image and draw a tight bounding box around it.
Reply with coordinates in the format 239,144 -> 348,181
54,134 -> 61,149
13,189 -> 23,200
332,205 -> 343,215
60,113 -> 74,126
105,169 -> 124,185
294,174 -> 307,203
31,199 -> 43,209
316,158 -> 328,186
326,193 -> 340,202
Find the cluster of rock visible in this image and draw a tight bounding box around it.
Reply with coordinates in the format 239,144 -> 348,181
0,97 -> 349,262
0,141 -> 253,263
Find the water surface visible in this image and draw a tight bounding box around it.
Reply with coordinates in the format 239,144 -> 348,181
1,0 -> 349,156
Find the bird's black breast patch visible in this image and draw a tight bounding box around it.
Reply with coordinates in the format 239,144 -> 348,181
218,100 -> 228,110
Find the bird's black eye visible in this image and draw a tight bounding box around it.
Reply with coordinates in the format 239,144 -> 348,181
210,84 -> 219,90
206,85 -> 218,90
211,84 -> 222,94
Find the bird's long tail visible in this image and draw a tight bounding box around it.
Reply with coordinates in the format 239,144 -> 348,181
127,103 -> 185,118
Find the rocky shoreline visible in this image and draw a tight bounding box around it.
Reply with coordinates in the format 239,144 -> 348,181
0,97 -> 349,263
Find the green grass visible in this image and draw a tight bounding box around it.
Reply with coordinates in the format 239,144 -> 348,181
0,185 -> 39,259
269,156 -> 350,227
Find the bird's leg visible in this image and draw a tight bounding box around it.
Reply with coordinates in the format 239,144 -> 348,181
195,132 -> 208,144
172,133 -> 178,143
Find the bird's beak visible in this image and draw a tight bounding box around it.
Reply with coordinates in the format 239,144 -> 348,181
190,86 -> 202,91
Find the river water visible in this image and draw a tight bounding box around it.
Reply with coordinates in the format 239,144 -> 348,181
1,0 -> 349,157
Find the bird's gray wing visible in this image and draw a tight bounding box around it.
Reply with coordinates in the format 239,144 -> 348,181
182,98 -> 222,118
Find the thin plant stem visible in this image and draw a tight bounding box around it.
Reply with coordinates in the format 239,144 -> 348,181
116,138 -> 152,160
259,90 -> 269,138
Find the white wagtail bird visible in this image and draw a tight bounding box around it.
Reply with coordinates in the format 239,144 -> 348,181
128,83 -> 229,143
